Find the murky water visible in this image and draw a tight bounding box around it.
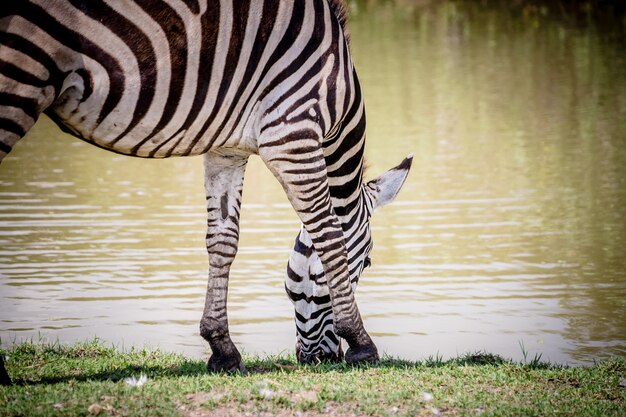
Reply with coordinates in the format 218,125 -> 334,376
1,2 -> 625,365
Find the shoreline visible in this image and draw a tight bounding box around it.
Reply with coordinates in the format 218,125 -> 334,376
1,340 -> 624,416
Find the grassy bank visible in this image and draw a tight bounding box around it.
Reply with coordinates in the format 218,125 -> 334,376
1,341 -> 624,417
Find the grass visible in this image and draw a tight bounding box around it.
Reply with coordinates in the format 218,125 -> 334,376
0,340 -> 624,417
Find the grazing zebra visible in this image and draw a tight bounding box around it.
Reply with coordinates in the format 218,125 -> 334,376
0,0 -> 412,382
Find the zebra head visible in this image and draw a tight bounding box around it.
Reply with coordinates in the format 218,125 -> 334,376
286,155 -> 413,363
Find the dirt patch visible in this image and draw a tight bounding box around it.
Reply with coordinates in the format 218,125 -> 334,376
185,391 -> 227,404
180,398 -> 366,417
182,406 -> 365,417
290,389 -> 319,403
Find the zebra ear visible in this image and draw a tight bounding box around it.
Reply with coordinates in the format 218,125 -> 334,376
365,154 -> 413,210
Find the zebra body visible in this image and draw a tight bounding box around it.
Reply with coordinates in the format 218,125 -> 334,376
2,0 -> 333,158
0,0 -> 412,379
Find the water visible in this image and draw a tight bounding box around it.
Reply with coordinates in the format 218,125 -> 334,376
1,1 -> 625,365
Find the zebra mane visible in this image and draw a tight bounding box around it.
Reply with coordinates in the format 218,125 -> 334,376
328,0 -> 350,43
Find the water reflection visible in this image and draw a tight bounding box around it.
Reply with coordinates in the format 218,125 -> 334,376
350,0 -> 626,363
1,1 -> 625,364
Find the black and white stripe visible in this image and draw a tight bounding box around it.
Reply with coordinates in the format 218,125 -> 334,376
0,0 -> 412,377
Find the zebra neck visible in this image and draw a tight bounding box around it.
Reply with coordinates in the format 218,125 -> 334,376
325,123 -> 366,227
327,151 -> 365,232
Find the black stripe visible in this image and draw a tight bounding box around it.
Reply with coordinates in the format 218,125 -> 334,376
0,59 -> 47,88
0,92 -> 39,121
287,263 -> 303,282
285,285 -> 330,305
295,305 -> 331,322
293,234 -> 313,256
0,141 -> 12,154
0,117 -> 25,137
0,32 -> 65,94
324,329 -> 340,345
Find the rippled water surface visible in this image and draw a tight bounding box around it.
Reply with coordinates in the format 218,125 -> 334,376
1,2 -> 625,365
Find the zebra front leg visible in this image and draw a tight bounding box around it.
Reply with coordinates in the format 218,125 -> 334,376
259,137 -> 379,364
200,150 -> 248,373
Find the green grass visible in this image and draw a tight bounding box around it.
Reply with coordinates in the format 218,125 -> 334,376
1,340 -> 624,416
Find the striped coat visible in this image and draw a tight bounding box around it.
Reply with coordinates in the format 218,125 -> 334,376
0,0 -> 411,378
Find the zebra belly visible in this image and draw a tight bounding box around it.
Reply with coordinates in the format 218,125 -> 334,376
46,61 -> 260,159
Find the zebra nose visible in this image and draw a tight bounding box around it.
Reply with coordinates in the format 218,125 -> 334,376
295,344 -> 316,364
300,353 -> 322,365
296,344 -> 344,365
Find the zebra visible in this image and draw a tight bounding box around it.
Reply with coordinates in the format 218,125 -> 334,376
0,0 -> 412,382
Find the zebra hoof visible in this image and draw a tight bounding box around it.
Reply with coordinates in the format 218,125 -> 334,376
0,374 -> 10,386
345,342 -> 379,365
0,357 -> 11,386
206,354 -> 246,374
